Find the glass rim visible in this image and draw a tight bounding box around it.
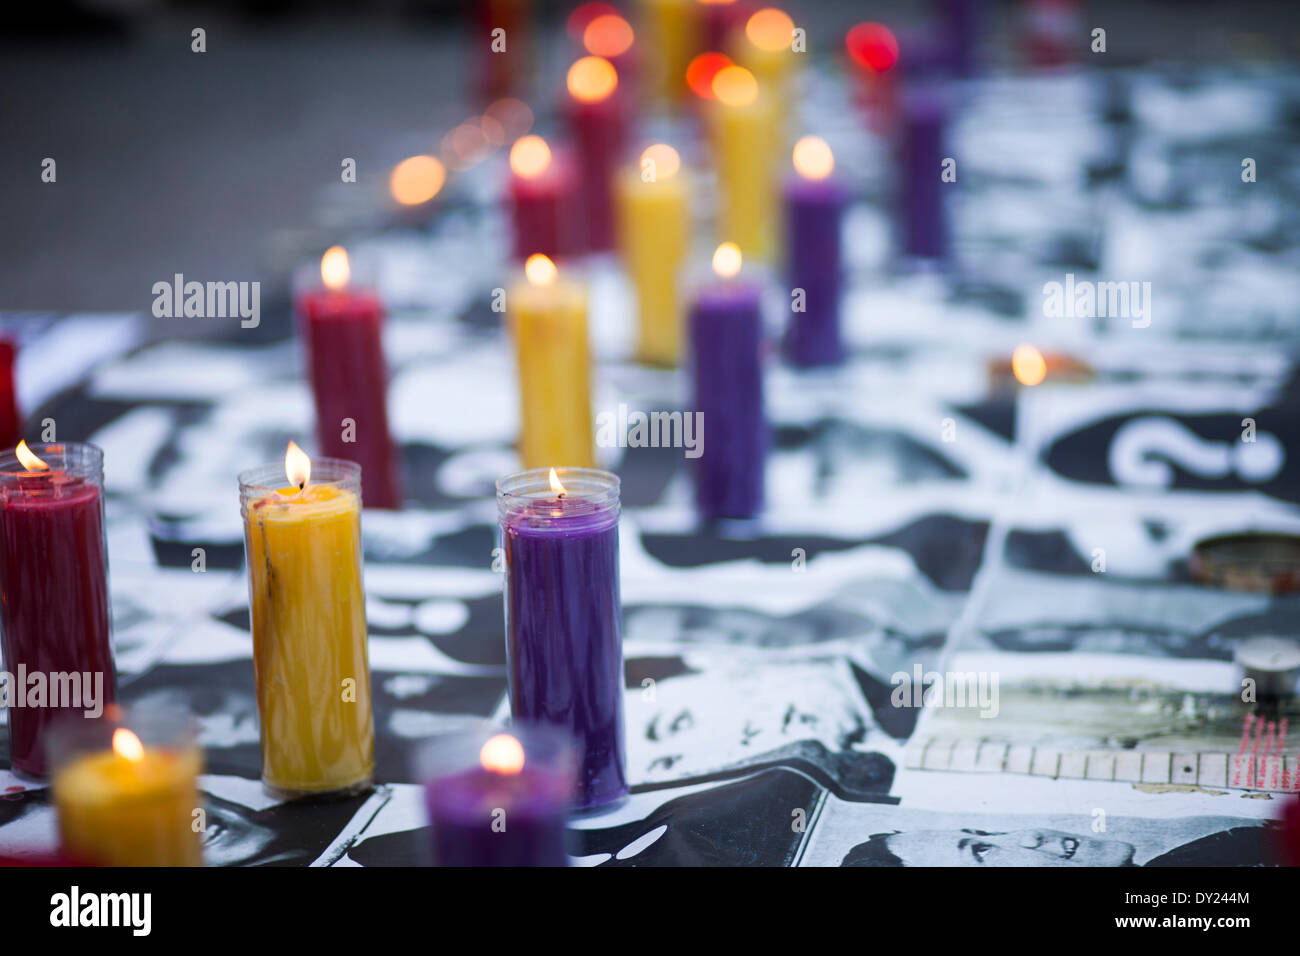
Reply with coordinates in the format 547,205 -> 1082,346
0,441 -> 103,476
45,704 -> 198,772
495,466 -> 619,500
238,455 -> 362,498
415,721 -> 579,788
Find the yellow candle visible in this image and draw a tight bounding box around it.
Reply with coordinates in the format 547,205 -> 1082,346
509,255 -> 595,468
616,144 -> 690,366
638,0 -> 697,104
708,64 -> 779,261
241,442 -> 374,798
53,728 -> 203,867
732,7 -> 798,149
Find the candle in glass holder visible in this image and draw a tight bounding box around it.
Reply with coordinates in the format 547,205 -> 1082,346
297,245 -> 403,510
421,725 -> 576,866
782,136 -> 848,366
615,144 -> 690,366
509,255 -> 594,469
708,64 -> 778,261
564,56 -> 628,252
508,136 -> 580,263
50,708 -> 203,867
689,244 -> 767,520
498,468 -> 626,810
0,441 -> 115,779
239,441 -> 374,799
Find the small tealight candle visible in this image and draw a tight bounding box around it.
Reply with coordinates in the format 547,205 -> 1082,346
782,136 -> 848,367
508,135 -> 580,262
239,441 -> 374,799
615,143 -> 690,366
296,246 -> 403,509
688,243 -> 767,520
50,708 -> 203,867
421,725 -> 578,866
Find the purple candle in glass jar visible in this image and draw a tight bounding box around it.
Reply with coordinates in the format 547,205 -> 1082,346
497,468 -> 627,810
896,83 -> 950,263
783,136 -> 848,367
689,243 -> 767,520
421,725 -> 576,867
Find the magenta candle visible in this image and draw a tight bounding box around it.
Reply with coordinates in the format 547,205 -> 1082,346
0,442 -> 115,778
498,468 -> 627,810
508,142 -> 581,262
297,250 -> 402,510
564,57 -> 629,252
421,724 -> 576,867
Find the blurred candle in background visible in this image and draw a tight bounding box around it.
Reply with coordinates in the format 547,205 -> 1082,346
0,441 -> 114,778
50,710 -> 203,867
0,337 -> 20,449
936,0 -> 982,77
508,135 -> 580,262
297,246 -> 403,509
616,143 -> 690,366
638,0 -> 697,103
733,6 -> 797,145
476,0 -> 534,102
581,10 -> 639,100
422,725 -> 577,866
708,64 -> 778,260
240,443 -> 374,799
699,0 -> 750,53
689,243 -> 766,519
564,55 -> 627,252
498,467 -> 626,810
896,84 -> 951,263
509,255 -> 594,469
783,136 -> 847,366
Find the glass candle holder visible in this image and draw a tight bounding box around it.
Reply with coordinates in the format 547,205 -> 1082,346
0,441 -> 115,778
48,706 -> 203,867
239,455 -> 374,800
419,723 -> 578,866
497,467 -> 627,810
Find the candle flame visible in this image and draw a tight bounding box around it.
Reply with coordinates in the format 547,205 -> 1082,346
746,8 -> 795,53
712,242 -> 743,278
480,733 -> 526,775
640,144 -> 681,180
509,135 -> 552,179
686,52 -> 733,100
549,467 -> 568,497
712,65 -> 758,107
112,728 -> 146,763
583,14 -> 634,58
389,155 -> 446,206
285,440 -> 311,491
567,56 -> 618,104
793,136 -> 834,180
321,246 -> 350,290
525,254 -> 558,288
15,440 -> 49,472
1012,344 -> 1047,387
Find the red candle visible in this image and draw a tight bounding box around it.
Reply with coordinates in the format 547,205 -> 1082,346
507,135 -> 580,262
475,0 -> 534,102
699,0 -> 752,53
563,56 -> 628,253
0,441 -> 115,778
297,246 -> 403,510
0,338 -> 20,450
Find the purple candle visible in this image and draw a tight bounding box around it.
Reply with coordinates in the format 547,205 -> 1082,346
783,137 -> 848,367
422,726 -> 576,867
497,468 -> 627,810
896,84 -> 950,262
935,0 -> 982,77
689,244 -> 767,520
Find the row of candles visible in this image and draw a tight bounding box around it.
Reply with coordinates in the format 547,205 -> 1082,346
2,438 -> 621,867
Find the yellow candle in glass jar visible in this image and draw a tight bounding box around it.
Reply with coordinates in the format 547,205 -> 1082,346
708,65 -> 779,261
616,145 -> 690,366
53,727 -> 203,867
509,255 -> 595,468
240,442 -> 374,799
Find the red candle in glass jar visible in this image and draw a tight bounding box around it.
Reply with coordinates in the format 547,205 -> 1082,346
296,246 -> 403,510
508,135 -> 580,262
563,56 -> 628,253
0,441 -> 116,778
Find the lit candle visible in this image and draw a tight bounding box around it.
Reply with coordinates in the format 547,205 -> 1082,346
239,441 -> 374,799
615,144 -> 690,366
509,255 -> 595,469
297,246 -> 403,509
0,441 -> 115,778
498,468 -> 627,810
783,136 -> 848,366
422,726 -> 577,866
708,64 -> 779,261
896,84 -> 950,263
580,10 -> 639,99
50,711 -> 203,867
637,0 -> 697,103
732,6 -> 797,144
689,243 -> 767,519
507,135 -> 580,262
564,55 -> 628,252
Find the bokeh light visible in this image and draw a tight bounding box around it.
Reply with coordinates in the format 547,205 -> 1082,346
567,56 -> 619,103
389,155 -> 446,205
509,135 -> 552,179
746,8 -> 795,53
583,14 -> 634,58
792,136 -> 834,180
846,22 -> 899,73
712,65 -> 759,107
